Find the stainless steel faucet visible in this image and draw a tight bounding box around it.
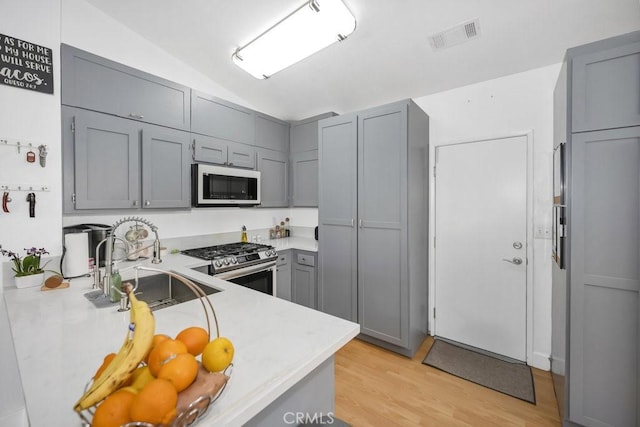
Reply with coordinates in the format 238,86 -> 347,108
92,217 -> 162,304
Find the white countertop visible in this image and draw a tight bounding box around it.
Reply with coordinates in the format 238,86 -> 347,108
268,236 -> 318,253
2,252 -> 357,426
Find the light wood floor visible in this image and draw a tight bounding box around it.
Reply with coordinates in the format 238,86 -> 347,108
334,337 -> 561,427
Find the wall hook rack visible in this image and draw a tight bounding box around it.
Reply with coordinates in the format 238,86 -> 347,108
1,137 -> 45,154
0,185 -> 49,192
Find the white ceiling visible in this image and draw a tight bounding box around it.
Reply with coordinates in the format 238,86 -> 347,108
84,0 -> 640,121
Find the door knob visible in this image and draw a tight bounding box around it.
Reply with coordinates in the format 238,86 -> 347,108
513,241 -> 523,249
502,257 -> 523,265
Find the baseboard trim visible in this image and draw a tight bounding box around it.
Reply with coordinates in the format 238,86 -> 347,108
531,351 -> 550,371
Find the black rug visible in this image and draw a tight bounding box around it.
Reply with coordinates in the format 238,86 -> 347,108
422,339 -> 536,404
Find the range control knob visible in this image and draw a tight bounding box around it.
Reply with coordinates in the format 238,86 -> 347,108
230,257 -> 238,264
214,260 -> 222,268
223,258 -> 231,266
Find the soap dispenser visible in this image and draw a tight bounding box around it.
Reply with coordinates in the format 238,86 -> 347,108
109,262 -> 122,303
241,225 -> 248,243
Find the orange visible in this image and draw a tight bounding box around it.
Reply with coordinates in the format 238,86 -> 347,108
147,339 -> 188,376
144,334 -> 171,363
92,388 -> 136,427
129,378 -> 177,425
157,352 -> 199,392
175,326 -> 209,356
93,353 -> 116,379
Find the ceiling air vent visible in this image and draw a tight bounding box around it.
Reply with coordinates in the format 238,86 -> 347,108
428,18 -> 481,51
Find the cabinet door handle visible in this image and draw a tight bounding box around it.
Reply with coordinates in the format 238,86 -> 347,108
351,218 -> 355,227
129,113 -> 144,119
359,219 -> 363,228
144,200 -> 151,206
132,200 -> 138,206
229,162 -> 234,166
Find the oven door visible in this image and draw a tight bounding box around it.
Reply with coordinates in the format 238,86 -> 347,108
214,261 -> 276,296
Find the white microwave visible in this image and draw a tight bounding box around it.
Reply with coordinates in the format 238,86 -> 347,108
192,164 -> 261,206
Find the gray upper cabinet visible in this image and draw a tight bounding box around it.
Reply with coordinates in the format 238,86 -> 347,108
71,108 -> 140,210
191,91 -> 254,144
193,134 -> 255,169
63,106 -> 191,212
255,113 -> 290,152
289,113 -> 336,207
257,148 -> 289,207
290,120 -> 319,153
291,150 -> 318,207
290,113 -> 336,153
141,126 -> 191,209
61,45 -> 190,131
318,100 -> 429,357
571,35 -> 640,133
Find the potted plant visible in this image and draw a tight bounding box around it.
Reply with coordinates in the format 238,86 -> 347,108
1,247 -> 50,288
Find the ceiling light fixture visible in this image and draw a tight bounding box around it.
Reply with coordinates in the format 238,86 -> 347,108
232,0 -> 356,79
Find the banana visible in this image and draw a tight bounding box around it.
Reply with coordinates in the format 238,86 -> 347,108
74,283 -> 155,412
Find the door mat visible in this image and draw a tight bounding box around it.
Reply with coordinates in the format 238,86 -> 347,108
422,339 -> 536,404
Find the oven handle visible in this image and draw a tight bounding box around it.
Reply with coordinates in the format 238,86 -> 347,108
214,260 -> 277,281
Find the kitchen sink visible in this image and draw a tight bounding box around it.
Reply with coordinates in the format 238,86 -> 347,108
133,274 -> 220,311
85,273 -> 220,311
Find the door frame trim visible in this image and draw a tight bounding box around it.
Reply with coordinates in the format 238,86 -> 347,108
429,130 -> 534,365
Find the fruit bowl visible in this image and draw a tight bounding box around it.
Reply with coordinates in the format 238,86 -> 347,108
75,267 -> 233,427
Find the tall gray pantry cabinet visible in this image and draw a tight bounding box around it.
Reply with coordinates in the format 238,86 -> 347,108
317,99 -> 429,357
552,31 -> 640,427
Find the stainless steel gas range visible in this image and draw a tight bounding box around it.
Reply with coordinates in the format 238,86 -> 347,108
182,242 -> 278,295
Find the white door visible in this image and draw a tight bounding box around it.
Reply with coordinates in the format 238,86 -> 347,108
434,135 -> 528,361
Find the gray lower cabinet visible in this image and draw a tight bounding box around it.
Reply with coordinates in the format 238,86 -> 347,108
290,150 -> 318,207
193,134 -> 255,169
61,45 -> 190,131
257,149 -> 289,207
63,107 -> 191,212
191,90 -> 254,144
292,251 -> 317,309
552,30 -> 640,427
318,99 -> 429,357
276,250 -> 292,301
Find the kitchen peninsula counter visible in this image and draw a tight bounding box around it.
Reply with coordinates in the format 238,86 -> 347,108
2,253 -> 358,426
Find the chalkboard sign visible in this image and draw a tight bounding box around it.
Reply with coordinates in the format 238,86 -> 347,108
0,34 -> 53,94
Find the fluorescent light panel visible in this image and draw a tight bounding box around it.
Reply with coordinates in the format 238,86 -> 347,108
233,0 -> 356,79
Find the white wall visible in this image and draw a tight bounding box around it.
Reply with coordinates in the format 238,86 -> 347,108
0,0 -> 60,423
0,0 -> 62,289
414,63 -> 560,370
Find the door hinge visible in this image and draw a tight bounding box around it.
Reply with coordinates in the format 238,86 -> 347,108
433,307 -> 436,318
433,165 -> 436,177
71,119 -> 75,133
72,193 -> 76,205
